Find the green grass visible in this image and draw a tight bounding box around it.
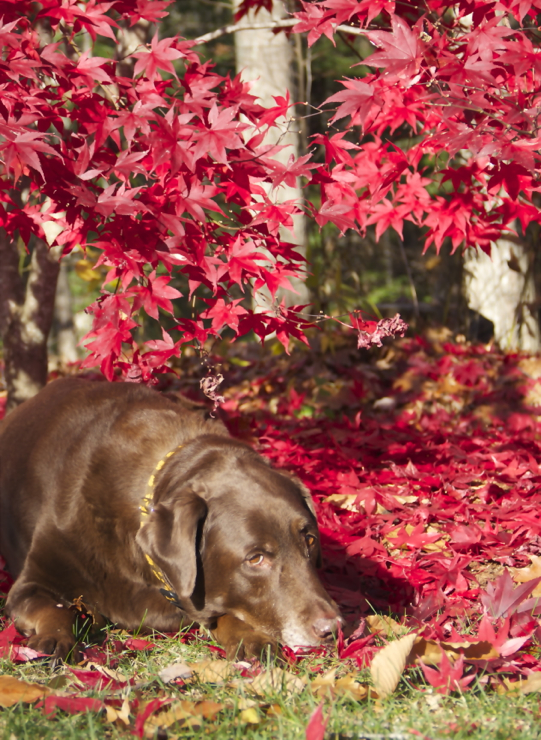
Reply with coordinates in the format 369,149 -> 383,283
0,628 -> 540,739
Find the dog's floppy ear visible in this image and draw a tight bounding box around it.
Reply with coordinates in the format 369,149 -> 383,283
279,472 -> 322,567
136,488 -> 207,601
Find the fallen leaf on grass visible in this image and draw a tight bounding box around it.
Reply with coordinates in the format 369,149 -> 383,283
70,667 -> 127,691
370,632 -> 418,698
248,667 -> 306,697
239,707 -> 260,724
509,556 -> 541,597
311,669 -> 372,701
158,661 -> 192,683
0,675 -> 51,706
335,674 -> 371,700
124,637 -> 156,651
143,699 -> 224,736
305,702 -> 327,740
420,652 -> 475,695
237,696 -> 259,710
188,658 -> 234,683
409,638 -> 499,666
366,615 -> 410,636
311,668 -> 337,697
83,662 -> 127,683
497,673 -> 541,694
106,697 -> 130,725
40,695 -> 105,715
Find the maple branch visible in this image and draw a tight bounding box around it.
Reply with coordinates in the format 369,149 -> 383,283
193,19 -> 366,44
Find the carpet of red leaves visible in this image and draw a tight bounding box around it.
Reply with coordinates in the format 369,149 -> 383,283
2,330 -> 541,693
213,330 -> 541,680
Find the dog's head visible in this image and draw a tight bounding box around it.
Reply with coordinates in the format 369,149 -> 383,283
136,436 -> 341,649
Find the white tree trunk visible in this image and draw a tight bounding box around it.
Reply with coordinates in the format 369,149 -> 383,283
233,0 -> 309,306
463,233 -> 540,352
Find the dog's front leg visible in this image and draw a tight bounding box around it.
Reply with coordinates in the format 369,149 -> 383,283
6,580 -> 80,662
211,614 -> 278,660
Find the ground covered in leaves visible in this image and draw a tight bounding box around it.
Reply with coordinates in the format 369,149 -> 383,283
2,329 -> 541,738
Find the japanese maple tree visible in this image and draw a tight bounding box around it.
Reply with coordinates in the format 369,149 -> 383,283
0,0 -> 538,400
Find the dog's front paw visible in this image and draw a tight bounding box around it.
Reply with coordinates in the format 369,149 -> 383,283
27,630 -> 80,663
211,614 -> 278,661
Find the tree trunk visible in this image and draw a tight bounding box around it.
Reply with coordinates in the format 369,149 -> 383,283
53,258 -> 79,364
233,0 -> 309,306
463,231 -> 540,352
0,231 -> 61,412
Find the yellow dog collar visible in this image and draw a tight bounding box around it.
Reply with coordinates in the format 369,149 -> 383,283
140,444 -> 184,604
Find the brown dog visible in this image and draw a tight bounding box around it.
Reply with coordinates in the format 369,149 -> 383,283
0,378 -> 340,660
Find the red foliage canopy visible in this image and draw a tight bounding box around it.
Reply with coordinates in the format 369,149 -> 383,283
1,0 -> 536,378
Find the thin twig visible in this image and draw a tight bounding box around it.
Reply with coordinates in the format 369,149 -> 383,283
193,19 -> 367,44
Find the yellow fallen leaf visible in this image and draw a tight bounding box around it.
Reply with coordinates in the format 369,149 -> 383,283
106,697 -> 130,725
366,615 -> 409,636
188,659 -> 234,683
144,699 -> 224,736
335,674 -> 371,701
499,673 -> 541,694
0,676 -> 51,707
311,668 -> 338,698
409,638 -> 499,666
323,493 -> 359,511
370,633 -> 418,698
509,556 -> 541,597
240,707 -> 260,724
237,697 -> 258,710
249,668 -> 306,697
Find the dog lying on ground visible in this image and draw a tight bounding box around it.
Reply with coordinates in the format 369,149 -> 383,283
0,378 -> 341,660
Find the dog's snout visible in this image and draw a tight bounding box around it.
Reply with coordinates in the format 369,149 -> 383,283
312,614 -> 342,639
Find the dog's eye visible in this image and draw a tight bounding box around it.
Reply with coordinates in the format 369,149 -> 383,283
247,554 -> 265,566
305,534 -> 316,548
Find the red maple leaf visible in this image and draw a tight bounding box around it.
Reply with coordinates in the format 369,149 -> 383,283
420,652 -> 476,695
305,703 -> 328,740
130,272 -> 182,320
201,298 -> 247,333
364,15 -> 423,80
480,571 -> 541,620
191,105 -> 247,164
293,3 -> 336,47
132,34 -> 184,81
326,78 -> 380,128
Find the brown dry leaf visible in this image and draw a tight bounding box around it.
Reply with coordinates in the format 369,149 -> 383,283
509,556 -> 541,597
409,638 -> 499,666
370,632 -> 418,698
0,676 -> 51,707
249,667 -> 306,697
144,699 -> 224,736
106,697 -> 130,725
366,615 -> 409,636
188,659 -> 234,683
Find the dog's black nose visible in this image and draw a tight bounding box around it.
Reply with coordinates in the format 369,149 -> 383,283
312,615 -> 341,639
